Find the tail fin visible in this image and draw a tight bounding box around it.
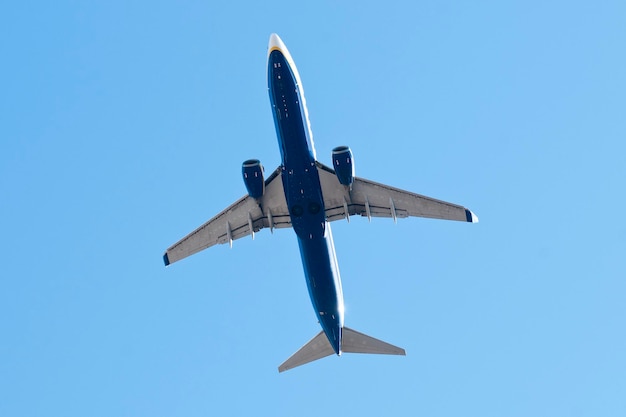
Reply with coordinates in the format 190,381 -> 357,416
278,327 -> 405,372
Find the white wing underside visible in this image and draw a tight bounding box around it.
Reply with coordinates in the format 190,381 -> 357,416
315,162 -> 478,223
163,166 -> 290,265
163,163 -> 477,265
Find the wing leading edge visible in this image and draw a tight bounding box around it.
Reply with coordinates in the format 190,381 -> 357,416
316,162 -> 478,224
163,166 -> 290,265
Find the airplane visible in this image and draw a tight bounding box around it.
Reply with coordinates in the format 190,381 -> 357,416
163,33 -> 478,372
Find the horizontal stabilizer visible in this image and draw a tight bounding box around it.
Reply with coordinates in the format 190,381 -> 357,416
278,327 -> 405,372
342,327 -> 406,355
278,331 -> 334,373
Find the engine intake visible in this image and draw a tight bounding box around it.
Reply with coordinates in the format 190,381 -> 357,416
242,159 -> 265,199
332,146 -> 355,187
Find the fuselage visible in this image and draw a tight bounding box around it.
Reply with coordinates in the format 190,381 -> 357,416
267,34 -> 344,354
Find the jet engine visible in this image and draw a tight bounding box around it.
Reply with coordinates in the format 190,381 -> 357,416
332,146 -> 354,187
242,159 -> 265,199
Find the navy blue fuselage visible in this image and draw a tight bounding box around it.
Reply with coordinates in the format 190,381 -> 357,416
268,45 -> 344,354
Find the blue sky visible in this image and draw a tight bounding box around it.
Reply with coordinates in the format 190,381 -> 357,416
2,1 -> 625,416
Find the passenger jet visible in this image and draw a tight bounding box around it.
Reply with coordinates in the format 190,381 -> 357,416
163,34 -> 478,372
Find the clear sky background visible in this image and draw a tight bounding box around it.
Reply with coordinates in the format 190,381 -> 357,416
2,1 -> 625,416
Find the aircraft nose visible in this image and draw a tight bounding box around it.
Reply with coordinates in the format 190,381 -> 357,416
268,33 -> 286,54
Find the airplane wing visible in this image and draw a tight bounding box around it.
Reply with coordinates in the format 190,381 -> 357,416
316,162 -> 478,224
163,166 -> 291,265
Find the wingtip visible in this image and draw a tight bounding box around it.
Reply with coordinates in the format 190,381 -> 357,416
465,209 -> 479,223
163,252 -> 170,266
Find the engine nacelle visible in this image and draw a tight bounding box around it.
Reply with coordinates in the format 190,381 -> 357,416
242,159 -> 265,199
332,146 -> 355,187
